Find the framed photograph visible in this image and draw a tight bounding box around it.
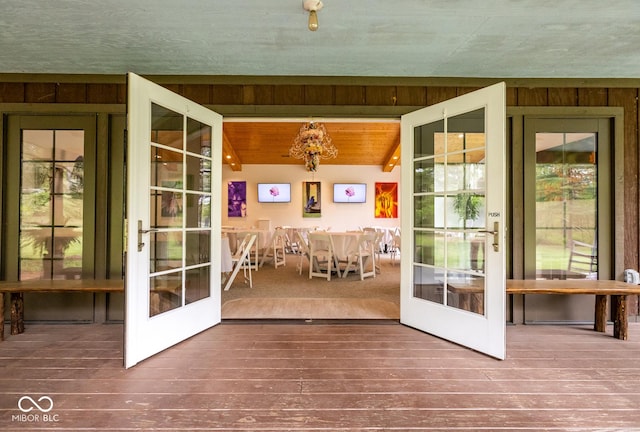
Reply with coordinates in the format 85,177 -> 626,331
227,181 -> 247,217
375,182 -> 398,218
303,181 -> 321,217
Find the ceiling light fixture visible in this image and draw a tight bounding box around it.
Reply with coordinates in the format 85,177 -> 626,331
303,0 -> 323,31
290,121 -> 337,172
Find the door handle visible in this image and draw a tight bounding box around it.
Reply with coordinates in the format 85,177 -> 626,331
137,220 -> 158,252
478,221 -> 500,252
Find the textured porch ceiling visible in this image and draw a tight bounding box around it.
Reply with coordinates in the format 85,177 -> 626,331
1,0 -> 639,78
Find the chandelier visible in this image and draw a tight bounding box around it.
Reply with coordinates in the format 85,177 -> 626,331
289,122 -> 337,172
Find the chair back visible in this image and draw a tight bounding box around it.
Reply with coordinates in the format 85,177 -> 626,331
308,231 -> 333,255
359,232 -> 377,255
295,230 -> 309,256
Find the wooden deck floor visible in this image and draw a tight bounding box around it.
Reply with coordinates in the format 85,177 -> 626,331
1,321 -> 640,431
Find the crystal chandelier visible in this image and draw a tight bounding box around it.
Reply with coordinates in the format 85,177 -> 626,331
289,122 -> 337,172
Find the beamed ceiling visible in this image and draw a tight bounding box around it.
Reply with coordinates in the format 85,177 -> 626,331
222,121 -> 401,172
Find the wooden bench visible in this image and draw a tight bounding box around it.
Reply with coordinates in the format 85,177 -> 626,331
0,279 -> 124,341
448,279 -> 640,340
507,279 -> 640,340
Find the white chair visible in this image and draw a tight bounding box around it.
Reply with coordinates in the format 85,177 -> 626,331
295,230 -> 310,275
372,230 -> 385,273
342,232 -> 376,280
260,228 -> 287,268
237,230 -> 262,272
567,240 -> 598,277
308,232 -> 340,280
223,233 -> 257,291
282,226 -> 299,254
390,233 -> 401,266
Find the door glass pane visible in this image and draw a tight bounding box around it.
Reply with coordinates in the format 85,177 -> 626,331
150,231 -> 183,273
186,231 -> 211,266
20,129 -> 83,280
148,104 -> 213,319
150,273 -> 182,317
151,147 -> 183,187
412,109 -> 486,315
151,104 -> 183,150
186,118 -> 212,157
185,193 -> 210,228
185,266 -> 210,305
535,132 -> 597,279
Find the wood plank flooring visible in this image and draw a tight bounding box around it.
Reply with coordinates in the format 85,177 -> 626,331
1,321 -> 640,431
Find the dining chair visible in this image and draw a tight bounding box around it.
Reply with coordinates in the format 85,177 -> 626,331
281,226 -> 299,254
295,230 -> 310,275
567,239 -> 598,276
390,233 -> 401,266
260,227 -> 287,268
237,230 -> 262,272
223,233 -> 257,291
342,232 -> 376,280
372,230 -> 385,273
308,231 -> 340,280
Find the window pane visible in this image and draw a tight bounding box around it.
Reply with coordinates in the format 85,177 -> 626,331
413,265 -> 444,304
185,193 -> 210,229
186,117 -> 212,156
150,272 -> 182,317
446,272 -> 485,315
535,132 -> 597,279
414,159 -> 435,193
21,162 -> 52,226
19,129 -> 84,280
53,194 -> 83,226
151,146 -> 183,187
151,104 -> 183,150
22,130 -> 53,160
186,231 -> 210,266
150,231 -> 183,273
54,130 -> 83,161
186,154 -> 205,192
56,161 -> 84,194
185,266 -> 210,305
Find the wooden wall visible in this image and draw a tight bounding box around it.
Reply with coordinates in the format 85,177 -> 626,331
1,77 -> 638,316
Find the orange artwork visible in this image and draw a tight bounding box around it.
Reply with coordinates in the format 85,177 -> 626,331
374,182 -> 398,218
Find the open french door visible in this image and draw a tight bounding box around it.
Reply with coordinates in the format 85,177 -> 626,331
400,82 -> 506,359
125,73 -> 222,368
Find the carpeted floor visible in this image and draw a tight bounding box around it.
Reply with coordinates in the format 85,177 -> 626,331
221,252 -> 400,319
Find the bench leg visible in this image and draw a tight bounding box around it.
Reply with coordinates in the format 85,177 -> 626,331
1,292 -> 4,341
594,294 -> 607,332
613,295 -> 628,340
10,292 -> 24,335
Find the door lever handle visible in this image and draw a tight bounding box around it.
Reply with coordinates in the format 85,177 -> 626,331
137,220 -> 158,252
139,228 -> 159,234
478,221 -> 500,252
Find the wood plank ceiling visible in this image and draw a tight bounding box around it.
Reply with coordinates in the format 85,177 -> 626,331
222,121 -> 401,172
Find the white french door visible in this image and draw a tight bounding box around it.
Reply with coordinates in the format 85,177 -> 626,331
125,73 -> 222,368
400,82 -> 506,359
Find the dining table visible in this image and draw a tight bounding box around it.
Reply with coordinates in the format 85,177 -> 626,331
328,231 -> 363,262
222,228 -> 271,270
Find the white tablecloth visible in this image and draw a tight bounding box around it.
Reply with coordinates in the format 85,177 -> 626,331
223,229 -> 270,253
329,232 -> 362,261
